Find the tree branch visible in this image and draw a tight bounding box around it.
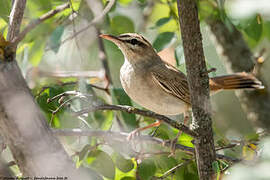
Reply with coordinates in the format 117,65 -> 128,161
11,2 -> 70,46
7,0 -> 26,41
60,0 -> 116,46
85,0 -> 113,87
73,104 -> 198,137
97,29 -> 113,88
53,129 -> 240,163
177,0 -> 216,179
0,61 -> 90,178
31,68 -> 105,79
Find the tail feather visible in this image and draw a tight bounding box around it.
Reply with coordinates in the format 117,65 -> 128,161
210,72 -> 264,92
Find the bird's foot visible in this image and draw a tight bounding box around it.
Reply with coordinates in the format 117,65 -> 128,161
168,137 -> 179,157
127,129 -> 140,141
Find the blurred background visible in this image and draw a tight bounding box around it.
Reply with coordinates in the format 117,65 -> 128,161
1,0 -> 270,179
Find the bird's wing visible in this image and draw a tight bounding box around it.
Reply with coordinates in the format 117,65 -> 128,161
151,63 -> 191,104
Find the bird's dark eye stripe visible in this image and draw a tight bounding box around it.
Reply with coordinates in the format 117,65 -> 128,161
124,39 -> 143,46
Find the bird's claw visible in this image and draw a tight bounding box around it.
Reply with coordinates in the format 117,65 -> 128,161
127,129 -> 140,141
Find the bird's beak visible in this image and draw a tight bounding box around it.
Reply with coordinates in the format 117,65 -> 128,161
99,34 -> 121,44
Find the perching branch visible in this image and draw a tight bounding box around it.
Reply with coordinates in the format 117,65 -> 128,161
11,2 -> 70,46
46,90 -> 197,137
177,0 -> 216,179
73,104 -> 198,137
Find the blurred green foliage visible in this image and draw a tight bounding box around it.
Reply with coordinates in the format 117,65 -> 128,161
1,0 -> 270,179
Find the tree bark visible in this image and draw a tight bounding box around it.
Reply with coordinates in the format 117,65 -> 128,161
0,59 -> 90,178
0,0 -> 89,178
7,0 -> 26,41
177,1 -> 216,179
206,17 -> 270,129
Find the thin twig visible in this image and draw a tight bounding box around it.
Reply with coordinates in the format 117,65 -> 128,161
7,161 -> 16,167
215,144 -> 237,151
152,159 -> 193,179
68,0 -> 84,66
85,0 -> 113,87
52,96 -> 77,115
37,69 -> 105,79
74,104 -> 198,137
97,29 -> 113,88
47,91 -> 90,103
36,81 -> 109,98
59,0 -> 115,47
11,2 -> 70,46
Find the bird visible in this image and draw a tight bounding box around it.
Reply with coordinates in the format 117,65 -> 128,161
100,33 -> 264,139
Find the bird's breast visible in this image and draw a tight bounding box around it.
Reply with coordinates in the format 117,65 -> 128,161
120,60 -> 187,115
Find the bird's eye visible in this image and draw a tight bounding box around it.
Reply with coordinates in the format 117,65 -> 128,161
130,39 -> 139,45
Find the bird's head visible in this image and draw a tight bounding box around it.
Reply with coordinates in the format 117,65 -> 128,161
100,33 -> 157,63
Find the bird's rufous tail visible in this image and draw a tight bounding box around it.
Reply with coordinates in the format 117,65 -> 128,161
209,72 -> 264,92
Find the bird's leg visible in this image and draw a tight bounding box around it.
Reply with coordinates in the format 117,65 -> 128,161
127,120 -> 162,141
169,111 -> 190,157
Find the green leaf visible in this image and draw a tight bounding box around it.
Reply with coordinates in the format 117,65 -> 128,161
87,150 -> 115,179
93,110 -> 113,130
241,15 -> 263,41
155,17 -> 171,27
153,32 -> 174,52
198,1 -> 218,20
118,0 -> 133,5
245,133 -> 259,141
52,115 -> 60,128
120,177 -> 135,180
49,86 -> 64,98
136,0 -> 146,3
30,0 -> 52,16
111,88 -> 137,130
212,161 -> 221,180
154,155 -> 177,171
263,21 -> 270,40
0,0 -> 11,22
114,153 -> 134,173
138,159 -> 156,180
179,133 -> 194,148
48,26 -> 64,53
28,38 -> 46,66
153,124 -> 171,140
110,16 -> 135,34
179,161 -> 198,180
78,144 -> 92,161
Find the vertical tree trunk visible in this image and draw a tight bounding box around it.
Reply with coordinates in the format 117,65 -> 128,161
177,0 -> 216,179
